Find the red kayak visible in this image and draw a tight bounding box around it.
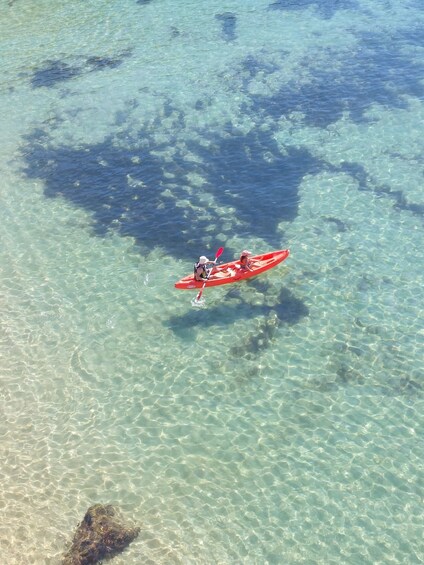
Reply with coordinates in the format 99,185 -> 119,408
175,249 -> 290,290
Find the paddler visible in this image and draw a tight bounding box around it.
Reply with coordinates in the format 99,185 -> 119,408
194,255 -> 216,281
239,250 -> 254,271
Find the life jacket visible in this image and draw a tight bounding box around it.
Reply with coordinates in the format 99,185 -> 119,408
194,262 -> 208,279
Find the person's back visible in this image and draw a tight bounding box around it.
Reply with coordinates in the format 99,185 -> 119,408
194,256 -> 211,281
239,250 -> 253,271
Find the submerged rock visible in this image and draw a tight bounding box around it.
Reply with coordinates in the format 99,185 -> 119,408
63,504 -> 140,564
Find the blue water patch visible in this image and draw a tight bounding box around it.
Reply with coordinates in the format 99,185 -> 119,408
215,12 -> 237,42
338,161 -> 424,220
20,4 -> 424,264
21,128 -> 204,260
186,128 -> 323,234
240,55 -> 280,81
31,51 -> 132,88
11,14 -> 424,277
380,187 -> 424,218
21,123 -> 314,259
170,26 -> 181,38
268,0 -> 359,19
31,60 -> 81,88
322,217 -> 348,233
86,54 -> 131,71
249,28 -> 424,127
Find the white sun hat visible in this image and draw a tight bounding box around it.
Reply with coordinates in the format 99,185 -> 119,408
198,256 -> 209,264
241,250 -> 252,256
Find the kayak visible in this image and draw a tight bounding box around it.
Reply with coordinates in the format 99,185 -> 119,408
175,249 -> 290,290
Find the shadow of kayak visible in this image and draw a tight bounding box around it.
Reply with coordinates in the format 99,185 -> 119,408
165,287 -> 309,341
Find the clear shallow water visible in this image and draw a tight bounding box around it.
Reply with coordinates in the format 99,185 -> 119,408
0,0 -> 423,563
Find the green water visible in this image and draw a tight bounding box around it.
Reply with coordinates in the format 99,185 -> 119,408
0,1 -> 423,563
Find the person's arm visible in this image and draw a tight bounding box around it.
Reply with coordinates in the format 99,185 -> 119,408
206,260 -> 217,275
246,258 -> 256,271
205,264 -> 214,277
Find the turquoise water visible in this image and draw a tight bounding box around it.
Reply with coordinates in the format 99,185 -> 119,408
1,0 -> 423,563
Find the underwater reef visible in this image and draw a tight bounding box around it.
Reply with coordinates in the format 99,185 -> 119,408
62,504 -> 140,564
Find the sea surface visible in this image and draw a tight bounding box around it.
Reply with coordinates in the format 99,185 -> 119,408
0,1 -> 423,563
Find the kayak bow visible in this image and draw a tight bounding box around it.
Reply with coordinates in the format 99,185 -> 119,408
175,249 -> 290,290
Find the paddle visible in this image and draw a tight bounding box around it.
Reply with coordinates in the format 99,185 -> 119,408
195,246 -> 224,302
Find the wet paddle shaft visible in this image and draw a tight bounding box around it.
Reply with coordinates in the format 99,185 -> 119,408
195,247 -> 224,302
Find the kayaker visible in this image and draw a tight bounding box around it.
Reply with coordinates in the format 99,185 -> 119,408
194,256 -> 215,281
239,250 -> 253,271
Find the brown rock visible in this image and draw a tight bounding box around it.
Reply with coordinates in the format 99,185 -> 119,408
63,504 -> 140,564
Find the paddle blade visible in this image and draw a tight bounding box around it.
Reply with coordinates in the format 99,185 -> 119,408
215,246 -> 224,260
195,280 -> 207,302
195,287 -> 204,302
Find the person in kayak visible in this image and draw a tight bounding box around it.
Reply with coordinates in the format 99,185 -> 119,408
239,250 -> 254,271
194,256 -> 216,281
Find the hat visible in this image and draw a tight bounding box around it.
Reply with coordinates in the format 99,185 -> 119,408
198,256 -> 209,265
241,250 -> 252,256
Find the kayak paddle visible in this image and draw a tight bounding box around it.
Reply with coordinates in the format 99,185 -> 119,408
195,246 -> 224,302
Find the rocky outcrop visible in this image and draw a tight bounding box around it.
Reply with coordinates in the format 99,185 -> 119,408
63,504 -> 140,564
